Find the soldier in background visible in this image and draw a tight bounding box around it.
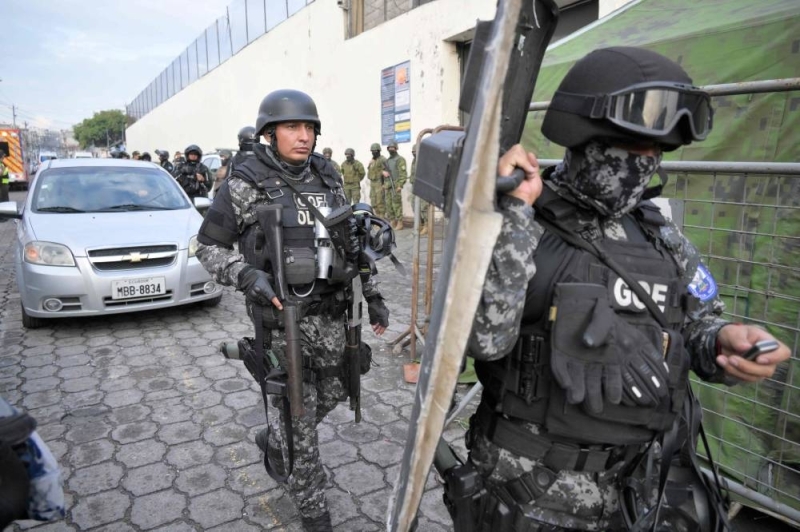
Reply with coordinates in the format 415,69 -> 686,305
367,142 -> 388,218
385,140 -> 408,231
321,147 -> 340,174
408,143 -> 429,236
339,148 -> 365,204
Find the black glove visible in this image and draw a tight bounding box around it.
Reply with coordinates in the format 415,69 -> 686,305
237,266 -> 277,307
550,284 -> 669,414
366,294 -> 389,327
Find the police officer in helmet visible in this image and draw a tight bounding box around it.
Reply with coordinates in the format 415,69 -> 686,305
226,125 -> 257,178
156,149 -> 174,174
173,144 -> 211,200
196,89 -> 390,531
462,47 -> 790,531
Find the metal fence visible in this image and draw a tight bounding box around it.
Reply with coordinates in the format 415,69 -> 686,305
126,0 -> 315,121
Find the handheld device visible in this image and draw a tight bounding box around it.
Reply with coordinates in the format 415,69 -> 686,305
742,340 -> 779,361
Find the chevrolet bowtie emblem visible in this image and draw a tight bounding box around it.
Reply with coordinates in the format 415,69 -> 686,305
129,252 -> 143,263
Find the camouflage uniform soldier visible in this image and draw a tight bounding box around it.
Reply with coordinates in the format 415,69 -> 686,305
196,89 -> 390,532
367,142 -> 388,218
408,143 -> 429,235
459,48 -> 790,531
321,147 -> 340,175
385,140 -> 408,231
340,148 -> 365,204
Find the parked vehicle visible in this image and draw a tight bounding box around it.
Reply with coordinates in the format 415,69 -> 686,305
0,127 -> 29,191
0,159 -> 222,328
73,151 -> 93,159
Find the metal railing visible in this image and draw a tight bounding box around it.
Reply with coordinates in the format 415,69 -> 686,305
126,0 -> 315,121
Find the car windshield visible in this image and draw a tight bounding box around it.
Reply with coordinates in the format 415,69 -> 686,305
32,166 -> 191,213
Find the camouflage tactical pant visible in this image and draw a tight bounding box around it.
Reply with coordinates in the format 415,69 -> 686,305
415,196 -> 429,225
261,313 -> 348,520
370,182 -> 386,218
386,186 -> 403,223
344,185 -> 361,204
467,421 -> 622,531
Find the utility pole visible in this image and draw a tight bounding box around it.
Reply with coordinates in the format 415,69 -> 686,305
11,105 -> 17,128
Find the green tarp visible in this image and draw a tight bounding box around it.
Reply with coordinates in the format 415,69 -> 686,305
521,0 -> 800,512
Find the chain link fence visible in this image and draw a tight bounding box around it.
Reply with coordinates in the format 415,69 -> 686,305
126,0 -> 315,121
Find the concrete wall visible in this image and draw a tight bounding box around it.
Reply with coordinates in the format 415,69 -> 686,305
127,0 -> 498,212
127,0 -> 633,217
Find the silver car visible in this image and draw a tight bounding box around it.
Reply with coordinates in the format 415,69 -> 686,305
0,158 -> 223,328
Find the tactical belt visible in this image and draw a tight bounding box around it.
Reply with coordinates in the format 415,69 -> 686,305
475,402 -> 640,473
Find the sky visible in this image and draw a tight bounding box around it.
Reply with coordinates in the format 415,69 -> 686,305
1,0 -> 234,130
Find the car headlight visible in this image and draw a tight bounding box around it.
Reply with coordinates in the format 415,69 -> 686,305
188,235 -> 199,258
24,241 -> 76,266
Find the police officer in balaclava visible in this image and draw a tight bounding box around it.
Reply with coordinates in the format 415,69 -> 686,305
459,47 -> 790,532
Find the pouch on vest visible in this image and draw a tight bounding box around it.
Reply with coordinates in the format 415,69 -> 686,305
546,283 -> 675,444
285,248 -> 316,285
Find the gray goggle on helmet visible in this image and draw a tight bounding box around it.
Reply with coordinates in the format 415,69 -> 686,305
542,47 -> 713,151
549,81 -> 713,142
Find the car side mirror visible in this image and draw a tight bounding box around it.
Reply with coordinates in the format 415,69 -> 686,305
193,197 -> 212,211
0,201 -> 22,219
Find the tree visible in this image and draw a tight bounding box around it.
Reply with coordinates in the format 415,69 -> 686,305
73,110 -> 127,149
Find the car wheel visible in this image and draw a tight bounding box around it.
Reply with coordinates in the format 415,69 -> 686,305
21,304 -> 47,329
203,294 -> 223,307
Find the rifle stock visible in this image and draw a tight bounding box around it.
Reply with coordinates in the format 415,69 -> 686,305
256,204 -> 304,418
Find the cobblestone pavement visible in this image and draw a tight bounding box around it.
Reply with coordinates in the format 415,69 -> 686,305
1,195 -> 472,532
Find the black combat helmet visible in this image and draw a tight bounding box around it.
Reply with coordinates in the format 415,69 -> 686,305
542,47 -> 713,151
255,89 -> 321,137
184,144 -> 202,159
237,126 -> 256,151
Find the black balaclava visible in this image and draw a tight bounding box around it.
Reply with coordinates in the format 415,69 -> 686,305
550,140 -> 662,218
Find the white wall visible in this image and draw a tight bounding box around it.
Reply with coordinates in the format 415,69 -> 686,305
127,0 -> 499,214
127,0 -> 632,216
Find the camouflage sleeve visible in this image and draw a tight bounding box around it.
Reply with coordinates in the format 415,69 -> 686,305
468,196 -> 541,360
356,161 -> 366,180
197,243 -> 248,287
361,277 -> 381,299
661,221 -> 730,382
395,157 -> 408,188
196,178 -> 250,287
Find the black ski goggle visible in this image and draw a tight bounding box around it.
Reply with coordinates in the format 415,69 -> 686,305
553,82 -> 714,141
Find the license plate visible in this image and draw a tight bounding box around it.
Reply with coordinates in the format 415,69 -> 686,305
111,277 -> 166,300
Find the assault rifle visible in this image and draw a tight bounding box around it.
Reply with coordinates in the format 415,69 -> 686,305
383,159 -> 397,202
255,204 -> 304,419
345,275 -> 363,422
389,1 -> 559,530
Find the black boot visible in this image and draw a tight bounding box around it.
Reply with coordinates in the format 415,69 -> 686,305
301,512 -> 333,532
256,428 -> 285,476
